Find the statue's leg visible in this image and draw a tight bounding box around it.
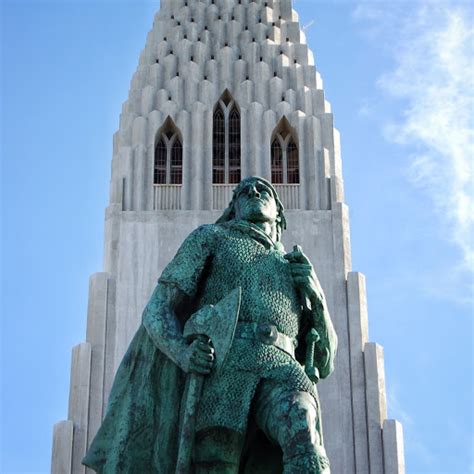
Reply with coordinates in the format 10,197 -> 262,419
194,427 -> 244,474
254,381 -> 330,474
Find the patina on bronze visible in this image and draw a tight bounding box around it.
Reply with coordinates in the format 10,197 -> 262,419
176,288 -> 241,474
83,176 -> 337,473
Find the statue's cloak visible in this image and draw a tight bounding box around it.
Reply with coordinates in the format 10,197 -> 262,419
82,324 -> 187,472
82,324 -> 283,473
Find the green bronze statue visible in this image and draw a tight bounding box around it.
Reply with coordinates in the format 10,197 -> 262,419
83,176 -> 337,473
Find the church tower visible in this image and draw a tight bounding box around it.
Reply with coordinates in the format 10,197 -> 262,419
52,1 -> 405,472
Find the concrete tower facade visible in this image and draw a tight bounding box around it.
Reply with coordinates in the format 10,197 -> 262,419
52,1 -> 405,472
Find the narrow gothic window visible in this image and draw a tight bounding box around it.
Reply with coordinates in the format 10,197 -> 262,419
154,138 -> 167,184
287,138 -> 299,184
270,121 -> 299,184
271,138 -> 283,184
213,109 -> 225,184
170,140 -> 183,184
213,91 -> 241,184
154,120 -> 183,185
228,107 -> 241,184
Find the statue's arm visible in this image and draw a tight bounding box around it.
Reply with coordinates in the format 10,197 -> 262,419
142,283 -> 214,374
285,245 -> 338,379
307,294 -> 338,379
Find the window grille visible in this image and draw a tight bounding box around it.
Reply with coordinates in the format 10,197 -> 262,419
271,138 -> 284,184
228,107 -> 241,184
213,109 -> 225,184
170,140 -> 183,184
287,138 -> 299,184
270,121 -> 300,184
213,92 -> 241,184
154,139 -> 167,184
154,120 -> 183,185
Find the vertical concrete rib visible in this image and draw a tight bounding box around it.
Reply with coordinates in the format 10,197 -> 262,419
329,202 -> 355,472
102,276 -> 117,413
133,144 -> 147,211
261,110 -> 275,181
347,272 -> 370,473
321,149 -> 331,210
305,117 -> 320,210
120,147 -> 134,211
247,102 -> 264,176
364,342 -> 388,474
189,104 -> 203,209
85,273 -> 111,446
202,108 -> 213,210
330,174 -> 344,205
179,110 -> 191,210
332,202 -> 352,275
240,107 -> 249,178
333,126 -> 343,181
68,343 -> 92,474
295,115 -> 308,210
319,113 -> 336,176
145,144 -> 155,211
383,420 -> 406,474
51,420 -> 73,474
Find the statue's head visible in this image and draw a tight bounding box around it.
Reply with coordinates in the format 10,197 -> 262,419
216,177 -> 287,241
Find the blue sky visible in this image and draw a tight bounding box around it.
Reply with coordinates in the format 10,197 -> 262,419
1,0 -> 473,472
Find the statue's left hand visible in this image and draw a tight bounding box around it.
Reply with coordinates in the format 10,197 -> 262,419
285,245 -> 324,308
182,337 -> 215,375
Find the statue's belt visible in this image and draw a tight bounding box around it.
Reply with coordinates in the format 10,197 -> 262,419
234,322 -> 297,358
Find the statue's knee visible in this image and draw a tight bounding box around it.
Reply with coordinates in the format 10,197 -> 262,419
289,392 -> 317,418
288,393 -> 319,438
280,396 -> 330,474
276,392 -> 323,460
194,427 -> 243,473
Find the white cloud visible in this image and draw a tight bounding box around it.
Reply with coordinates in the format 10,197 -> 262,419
355,1 -> 474,298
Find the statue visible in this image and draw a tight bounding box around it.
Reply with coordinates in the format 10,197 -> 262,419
83,176 -> 337,473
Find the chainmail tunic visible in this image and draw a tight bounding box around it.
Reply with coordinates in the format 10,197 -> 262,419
159,222 -> 317,434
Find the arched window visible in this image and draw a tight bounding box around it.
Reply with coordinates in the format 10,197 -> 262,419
154,120 -> 183,185
270,119 -> 299,184
213,91 -> 241,184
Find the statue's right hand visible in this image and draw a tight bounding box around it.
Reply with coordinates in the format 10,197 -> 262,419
182,337 -> 215,375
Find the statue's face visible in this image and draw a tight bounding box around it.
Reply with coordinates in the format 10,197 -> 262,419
234,179 -> 278,224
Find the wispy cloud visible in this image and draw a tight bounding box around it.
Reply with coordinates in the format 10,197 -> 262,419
354,1 -> 474,300
302,19 -> 315,31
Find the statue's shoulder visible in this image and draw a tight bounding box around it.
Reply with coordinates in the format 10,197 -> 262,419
195,222 -> 226,233
186,223 -> 229,244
